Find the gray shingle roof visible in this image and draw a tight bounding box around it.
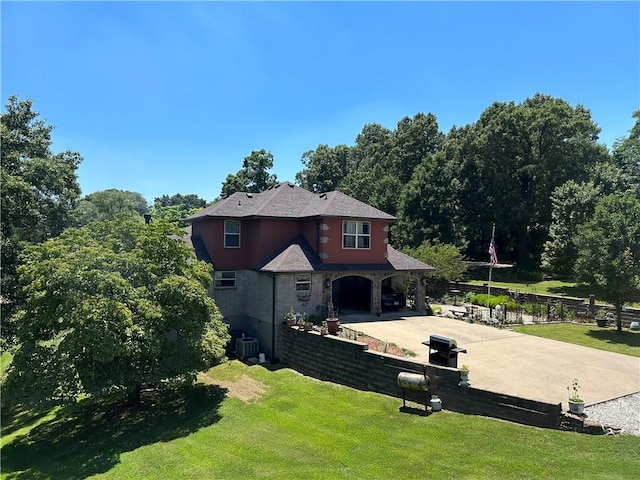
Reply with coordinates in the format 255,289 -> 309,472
185,182 -> 396,222
255,236 -> 434,273
255,235 -> 321,272
386,246 -> 435,271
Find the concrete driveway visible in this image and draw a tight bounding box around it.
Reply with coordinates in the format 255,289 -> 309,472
341,311 -> 640,408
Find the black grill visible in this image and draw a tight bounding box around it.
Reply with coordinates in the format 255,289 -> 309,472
422,334 -> 467,368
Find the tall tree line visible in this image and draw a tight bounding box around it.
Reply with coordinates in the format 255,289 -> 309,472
1,96 -> 83,340
1,96 -> 209,346
295,93 -> 633,269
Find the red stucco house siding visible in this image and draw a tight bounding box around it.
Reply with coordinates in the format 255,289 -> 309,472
185,182 -> 434,361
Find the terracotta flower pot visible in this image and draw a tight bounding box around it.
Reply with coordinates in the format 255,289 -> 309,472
326,318 -> 340,335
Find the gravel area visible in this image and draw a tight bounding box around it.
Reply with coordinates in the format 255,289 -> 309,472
584,392 -> 640,436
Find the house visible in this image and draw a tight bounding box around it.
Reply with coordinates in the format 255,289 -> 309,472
185,182 -> 434,360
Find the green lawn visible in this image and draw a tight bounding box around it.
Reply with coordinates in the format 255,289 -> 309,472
463,267 -> 598,298
464,278 -> 594,298
2,361 -> 639,479
513,323 -> 640,357
0,352 -> 13,381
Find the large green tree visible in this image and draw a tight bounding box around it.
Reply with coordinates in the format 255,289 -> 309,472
154,193 -> 207,210
389,112 -> 444,185
574,193 -> 640,332
394,150 -> 465,249
4,215 -> 230,405
338,116 -> 444,218
541,180 -> 601,276
220,149 -> 278,197
1,95 -> 82,341
339,123 -> 395,210
454,94 -> 608,265
611,110 -> 640,197
295,144 -> 350,193
71,189 -> 148,226
403,242 -> 467,295
151,193 -> 208,227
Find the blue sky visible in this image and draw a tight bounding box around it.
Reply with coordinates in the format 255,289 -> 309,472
2,1 -> 639,203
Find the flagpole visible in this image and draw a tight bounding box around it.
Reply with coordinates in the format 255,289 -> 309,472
487,223 -> 496,317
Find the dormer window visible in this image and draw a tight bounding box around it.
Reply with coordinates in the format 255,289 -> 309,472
342,220 -> 370,249
224,220 -> 240,248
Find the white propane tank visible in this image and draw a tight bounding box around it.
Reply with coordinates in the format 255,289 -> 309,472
396,372 -> 431,391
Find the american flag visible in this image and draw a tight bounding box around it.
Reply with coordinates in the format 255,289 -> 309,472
489,236 -> 498,268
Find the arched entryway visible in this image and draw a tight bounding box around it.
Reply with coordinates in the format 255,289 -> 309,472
324,272 -> 426,315
332,275 -> 372,312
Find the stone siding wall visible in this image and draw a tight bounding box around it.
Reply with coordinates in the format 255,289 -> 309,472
213,271 -> 328,359
211,270 -> 252,318
245,272 -> 274,320
275,273 -> 325,321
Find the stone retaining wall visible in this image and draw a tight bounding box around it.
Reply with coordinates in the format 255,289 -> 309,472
278,325 -> 562,429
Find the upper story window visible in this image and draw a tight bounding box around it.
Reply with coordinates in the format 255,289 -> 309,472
295,273 -> 312,292
224,220 -> 240,248
342,220 -> 370,249
214,271 -> 236,288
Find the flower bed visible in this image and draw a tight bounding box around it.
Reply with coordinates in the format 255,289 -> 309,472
340,327 -> 414,357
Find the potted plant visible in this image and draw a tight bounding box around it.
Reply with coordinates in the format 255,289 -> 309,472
298,312 -> 313,331
320,321 -> 329,335
284,306 -> 296,327
567,378 -> 585,414
326,317 -> 340,335
595,309 -> 607,328
459,364 -> 470,387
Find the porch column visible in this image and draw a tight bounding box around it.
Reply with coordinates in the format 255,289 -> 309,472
323,274 -> 333,310
371,276 -> 382,314
416,277 -> 426,313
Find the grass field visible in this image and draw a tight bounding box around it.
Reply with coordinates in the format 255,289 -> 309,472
462,267 -> 640,310
512,323 -> 640,357
0,352 -> 12,381
464,267 -> 596,298
464,277 -> 592,298
2,361 -> 639,479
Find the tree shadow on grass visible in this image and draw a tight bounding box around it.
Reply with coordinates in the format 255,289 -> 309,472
546,284 -> 598,298
1,383 -> 227,479
586,329 -> 640,348
1,403 -> 58,438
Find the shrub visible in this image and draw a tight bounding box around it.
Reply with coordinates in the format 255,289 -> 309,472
462,291 -> 475,303
522,303 -> 547,316
471,294 -> 516,310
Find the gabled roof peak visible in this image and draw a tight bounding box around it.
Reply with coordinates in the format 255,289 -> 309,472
271,181 -> 296,189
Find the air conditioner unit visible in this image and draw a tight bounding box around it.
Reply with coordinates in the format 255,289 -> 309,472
236,337 -> 259,358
